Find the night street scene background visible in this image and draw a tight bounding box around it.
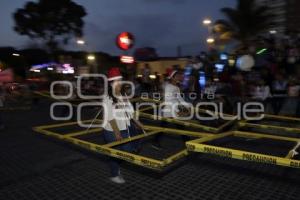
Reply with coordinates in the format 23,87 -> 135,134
1,0 -> 300,199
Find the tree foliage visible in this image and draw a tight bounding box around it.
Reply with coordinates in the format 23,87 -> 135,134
214,0 -> 275,47
13,0 -> 86,51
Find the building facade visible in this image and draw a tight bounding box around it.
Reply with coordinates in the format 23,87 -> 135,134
257,0 -> 300,34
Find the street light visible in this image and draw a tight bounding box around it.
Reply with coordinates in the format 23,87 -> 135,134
206,37 -> 215,44
77,39 -> 85,45
87,55 -> 95,61
269,30 -> 277,34
203,18 -> 212,26
12,53 -> 20,57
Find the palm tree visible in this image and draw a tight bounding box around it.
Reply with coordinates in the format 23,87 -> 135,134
213,0 -> 275,48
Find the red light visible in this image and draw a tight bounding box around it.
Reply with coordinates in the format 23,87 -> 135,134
116,32 -> 135,50
120,55 -> 135,63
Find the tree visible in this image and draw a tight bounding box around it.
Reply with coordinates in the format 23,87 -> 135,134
13,0 -> 86,52
213,0 -> 274,48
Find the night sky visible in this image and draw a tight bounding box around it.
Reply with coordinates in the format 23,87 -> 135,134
0,0 -> 235,56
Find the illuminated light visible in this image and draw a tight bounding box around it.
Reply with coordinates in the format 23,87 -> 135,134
220,53 -> 228,60
269,30 -> 277,34
236,55 -> 255,71
62,69 -> 74,74
63,63 -> 71,68
256,48 -> 267,55
77,39 -> 85,45
33,69 -> 40,73
12,53 -> 20,57
149,75 -> 156,79
47,67 -> 54,71
206,37 -> 215,44
215,64 -> 224,72
229,59 -> 235,66
30,62 -> 57,71
203,18 -> 212,25
87,55 -> 95,61
116,32 -> 135,50
120,55 -> 135,63
137,75 -> 142,77
120,37 -> 130,45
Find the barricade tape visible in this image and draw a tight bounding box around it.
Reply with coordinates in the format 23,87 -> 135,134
33,122 -> 206,170
186,131 -> 300,169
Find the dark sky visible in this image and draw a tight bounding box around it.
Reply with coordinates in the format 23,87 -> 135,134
0,0 -> 235,56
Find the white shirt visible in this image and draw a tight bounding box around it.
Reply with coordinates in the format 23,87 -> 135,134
162,83 -> 187,117
252,86 -> 271,101
102,96 -> 134,131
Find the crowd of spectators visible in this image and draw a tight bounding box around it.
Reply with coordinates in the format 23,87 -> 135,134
135,36 -> 300,117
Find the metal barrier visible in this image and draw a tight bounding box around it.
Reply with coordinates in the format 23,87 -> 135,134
186,131 -> 300,168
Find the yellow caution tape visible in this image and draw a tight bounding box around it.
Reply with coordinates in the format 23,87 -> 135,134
239,121 -> 300,134
65,136 -> 165,170
186,131 -> 300,169
138,111 -> 219,133
265,114 -> 300,122
187,142 -> 300,168
33,121 -> 206,170
164,150 -> 189,165
234,131 -> 300,143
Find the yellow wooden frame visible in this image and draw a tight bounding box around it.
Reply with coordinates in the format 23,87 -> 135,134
186,130 -> 300,168
33,120 -> 211,170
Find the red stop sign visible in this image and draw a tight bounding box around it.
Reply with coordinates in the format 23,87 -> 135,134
116,32 -> 135,50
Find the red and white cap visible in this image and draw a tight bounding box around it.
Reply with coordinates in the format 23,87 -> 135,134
107,67 -> 122,81
167,70 -> 178,79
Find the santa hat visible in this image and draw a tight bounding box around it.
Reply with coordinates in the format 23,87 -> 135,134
167,70 -> 178,80
107,67 -> 122,81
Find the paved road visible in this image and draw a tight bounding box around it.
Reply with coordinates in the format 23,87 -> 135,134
1,99 -> 300,200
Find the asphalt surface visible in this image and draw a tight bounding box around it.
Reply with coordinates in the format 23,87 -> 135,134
1,99 -> 300,200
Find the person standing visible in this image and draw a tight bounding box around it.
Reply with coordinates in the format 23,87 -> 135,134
286,78 -> 300,116
251,79 -> 272,109
152,70 -> 190,149
102,67 -> 144,184
142,64 -> 151,93
271,74 -> 288,115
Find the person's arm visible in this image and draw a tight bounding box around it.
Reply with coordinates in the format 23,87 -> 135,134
132,118 -> 145,132
109,119 -> 122,141
262,86 -> 270,101
104,96 -> 122,141
175,86 -> 191,115
176,87 -> 186,104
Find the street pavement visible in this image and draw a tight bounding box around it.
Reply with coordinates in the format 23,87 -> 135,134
1,99 -> 300,200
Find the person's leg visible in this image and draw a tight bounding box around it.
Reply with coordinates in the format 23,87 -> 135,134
120,130 -> 135,153
128,124 -> 142,153
102,130 -> 121,177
